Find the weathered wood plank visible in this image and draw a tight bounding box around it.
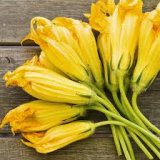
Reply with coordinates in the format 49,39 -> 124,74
0,0 -> 159,44
0,136 -> 154,160
0,46 -> 160,135
0,0 -> 95,44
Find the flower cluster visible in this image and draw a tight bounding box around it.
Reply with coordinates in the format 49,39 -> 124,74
1,0 -> 160,159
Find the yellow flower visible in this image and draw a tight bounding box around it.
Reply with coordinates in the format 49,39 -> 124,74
27,53 -> 64,75
0,100 -> 85,133
4,64 -> 96,105
97,32 -> 118,90
52,17 -> 104,88
22,121 -> 95,153
132,4 -> 160,93
22,17 -> 91,83
87,0 -> 115,33
110,0 -> 142,71
88,0 -> 142,72
39,51 -> 61,72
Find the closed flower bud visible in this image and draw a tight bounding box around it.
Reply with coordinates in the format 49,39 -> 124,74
98,33 -> 118,90
39,51 -> 61,73
88,0 -> 142,72
0,100 -> 86,133
132,3 -> 160,93
53,17 -> 104,88
22,121 -> 95,153
22,17 -> 91,83
3,64 -> 96,105
110,0 -> 142,71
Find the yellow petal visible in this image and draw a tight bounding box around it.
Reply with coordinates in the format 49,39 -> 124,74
53,17 -> 104,88
22,121 -> 95,153
132,3 -> 160,92
110,0 -> 142,70
0,100 -> 85,132
23,17 -> 91,83
4,64 -> 96,105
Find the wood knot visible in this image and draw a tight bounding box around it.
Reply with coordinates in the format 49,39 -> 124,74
0,57 -> 15,64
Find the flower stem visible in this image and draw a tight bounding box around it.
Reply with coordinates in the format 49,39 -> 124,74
128,130 -> 153,159
132,91 -> 160,135
130,128 -> 160,159
90,85 -> 123,156
110,91 -> 154,159
118,74 -> 148,129
117,129 -> 132,160
87,106 -> 160,147
111,91 -> 128,117
108,117 -> 122,156
119,127 -> 135,160
91,85 -> 135,158
95,121 -> 126,128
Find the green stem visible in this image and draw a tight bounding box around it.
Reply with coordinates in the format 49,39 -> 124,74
96,96 -> 119,114
108,117 -> 122,156
92,86 -> 135,158
130,128 -> 160,159
132,92 -> 160,135
119,127 -> 135,160
87,106 -> 160,148
89,85 -> 122,156
112,91 -> 128,117
128,130 -> 153,159
118,74 -> 148,130
110,92 -> 154,159
95,120 -> 126,128
117,129 -> 132,160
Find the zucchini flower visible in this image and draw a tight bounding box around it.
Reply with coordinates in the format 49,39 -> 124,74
52,17 -> 104,88
22,17 -> 91,83
132,4 -> 160,93
28,52 -> 64,75
87,0 -> 115,33
110,0 -> 142,71
39,51 -> 60,72
89,0 -> 142,72
0,100 -> 85,133
22,121 -> 95,153
4,64 -> 96,105
129,3 -> 160,136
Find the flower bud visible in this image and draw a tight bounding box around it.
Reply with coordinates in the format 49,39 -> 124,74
22,121 -> 95,153
4,64 -> 96,105
0,100 -> 86,133
22,17 -> 91,83
53,17 -> 104,88
88,0 -> 143,72
132,3 -> 160,93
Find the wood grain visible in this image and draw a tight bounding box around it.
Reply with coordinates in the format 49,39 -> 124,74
0,0 -> 159,44
0,1 -> 160,160
0,47 -> 160,134
0,137 -> 152,160
0,0 -> 95,44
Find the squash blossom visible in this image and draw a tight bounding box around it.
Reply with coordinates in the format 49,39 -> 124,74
88,0 -> 142,89
22,121 -> 95,153
3,64 -> 96,105
52,17 -> 104,88
39,51 -> 61,72
28,53 -> 64,76
132,3 -> 160,93
22,17 -> 91,83
0,100 -> 86,133
110,0 -> 142,71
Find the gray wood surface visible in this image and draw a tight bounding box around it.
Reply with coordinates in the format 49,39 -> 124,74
0,0 -> 160,160
0,0 -> 159,44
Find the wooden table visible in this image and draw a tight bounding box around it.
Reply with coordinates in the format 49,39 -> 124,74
0,0 -> 160,160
